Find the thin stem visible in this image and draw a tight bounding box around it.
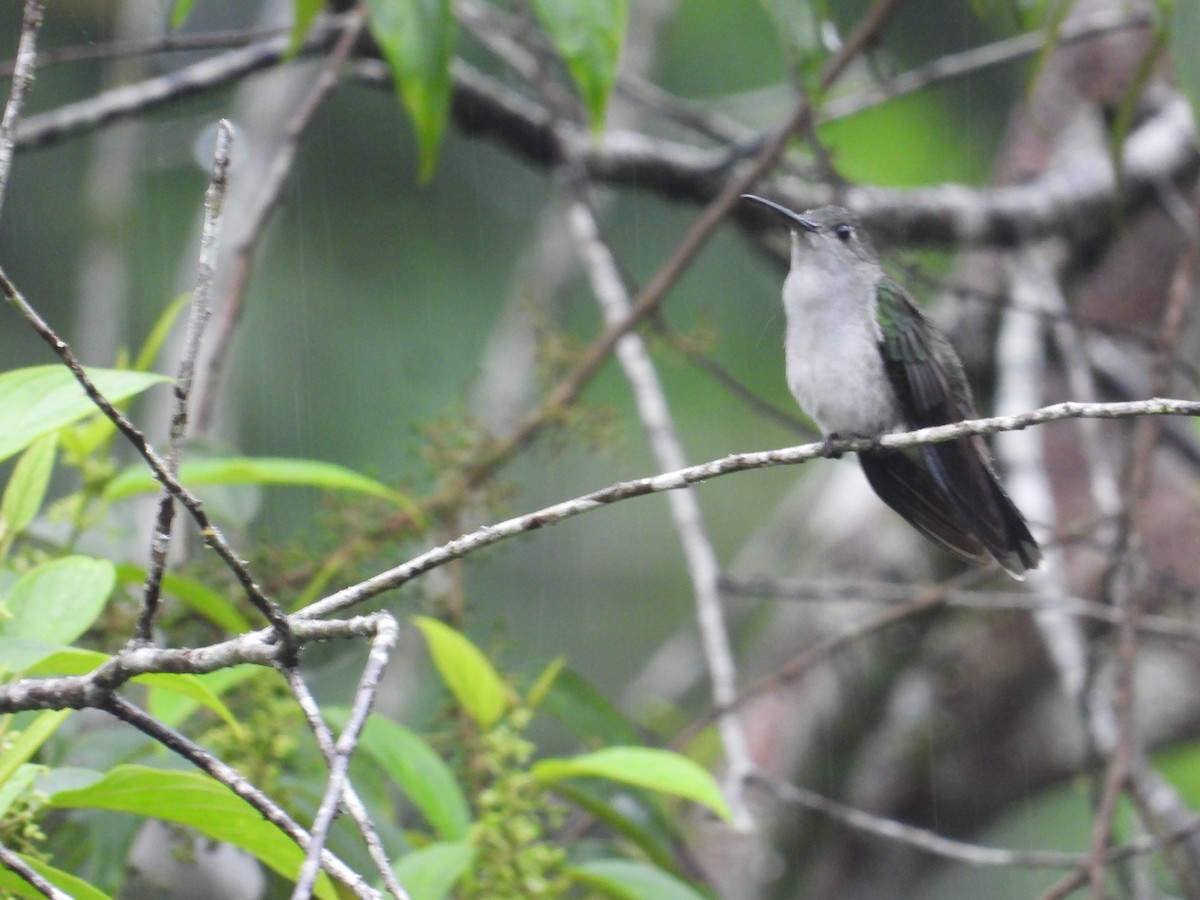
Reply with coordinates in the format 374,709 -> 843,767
135,118 -> 234,644
0,0 -> 45,219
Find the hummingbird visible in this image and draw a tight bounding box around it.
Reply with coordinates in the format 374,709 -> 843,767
741,194 -> 1042,580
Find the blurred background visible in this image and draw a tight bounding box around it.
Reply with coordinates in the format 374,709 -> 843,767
4,1 -> 1200,897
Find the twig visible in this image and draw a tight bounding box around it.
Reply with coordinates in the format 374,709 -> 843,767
197,9 -> 366,430
563,182 -> 755,829
754,774 -> 1087,869
823,7 -> 1152,121
104,695 -> 382,899
1044,822 -> 1200,900
135,118 -> 233,644
0,266 -> 293,641
4,403 -> 1200,713
0,0 -> 44,219
0,838 -> 70,900
13,24 -> 340,150
761,774 -> 1200,878
1087,233 -> 1199,896
652,320 -> 813,437
284,662 -> 408,899
0,26 -> 288,75
719,575 -> 1200,643
291,615 -> 405,900
300,397 -> 1200,621
0,615 -> 384,713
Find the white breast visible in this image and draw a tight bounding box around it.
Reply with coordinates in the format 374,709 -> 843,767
781,263 -> 902,437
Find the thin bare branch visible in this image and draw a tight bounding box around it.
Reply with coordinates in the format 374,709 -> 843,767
104,695 -> 382,899
0,0 -> 44,219
564,181 -> 755,829
824,7 -> 1152,120
284,662 -> 409,899
0,616 -> 384,713
135,118 -> 234,644
0,838 -> 70,900
292,615 -> 405,900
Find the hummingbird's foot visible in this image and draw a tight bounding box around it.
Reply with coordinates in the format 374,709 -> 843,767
820,433 -> 844,459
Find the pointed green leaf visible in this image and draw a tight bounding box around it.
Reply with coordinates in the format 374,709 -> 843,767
0,432 -> 57,546
549,779 -> 679,874
366,0 -> 458,181
394,841 -> 474,900
132,293 -> 191,373
412,616 -> 508,727
137,673 -> 242,731
104,455 -> 417,510
542,667 -> 641,745
0,855 -> 112,900
327,708 -> 471,841
533,746 -> 731,821
48,765 -> 337,898
530,0 -> 629,127
170,0 -> 197,29
0,638 -> 68,672
568,858 -> 708,900
114,563 -> 252,634
0,366 -> 168,463
0,556 -> 115,645
289,0 -> 327,54
147,665 -> 257,730
0,710 -> 71,787
526,656 -> 565,710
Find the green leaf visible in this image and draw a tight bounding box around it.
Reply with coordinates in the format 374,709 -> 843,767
170,0 -> 196,29
530,0 -> 629,127
412,616 -> 508,727
550,779 -> 679,875
526,656 -> 564,710
393,841 -> 474,900
0,366 -> 168,464
48,765 -> 337,899
137,673 -> 242,731
132,293 -> 191,373
0,556 -> 115,645
542,667 -> 642,746
147,665 -> 257,730
0,710 -> 71,787
0,855 -> 112,900
0,432 -> 57,549
1173,0 -> 1200,130
289,0 -> 327,54
104,455 -> 416,509
0,638 -> 68,672
328,709 -> 471,841
0,764 -> 39,819
366,0 -> 458,181
568,858 -> 708,900
114,563 -> 253,634
533,746 -> 732,822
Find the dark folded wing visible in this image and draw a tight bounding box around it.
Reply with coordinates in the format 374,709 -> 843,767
874,280 -> 1041,576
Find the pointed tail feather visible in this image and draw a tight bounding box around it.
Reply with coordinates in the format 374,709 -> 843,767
919,440 -> 1042,579
859,452 -> 991,567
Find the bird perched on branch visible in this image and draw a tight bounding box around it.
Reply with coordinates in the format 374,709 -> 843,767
742,194 -> 1042,579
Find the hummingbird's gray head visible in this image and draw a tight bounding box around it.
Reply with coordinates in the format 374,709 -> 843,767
741,196 -> 878,271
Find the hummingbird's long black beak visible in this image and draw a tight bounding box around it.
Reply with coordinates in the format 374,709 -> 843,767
741,194 -> 819,232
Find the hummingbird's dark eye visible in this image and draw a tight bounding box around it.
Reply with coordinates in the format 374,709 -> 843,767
834,224 -> 854,242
